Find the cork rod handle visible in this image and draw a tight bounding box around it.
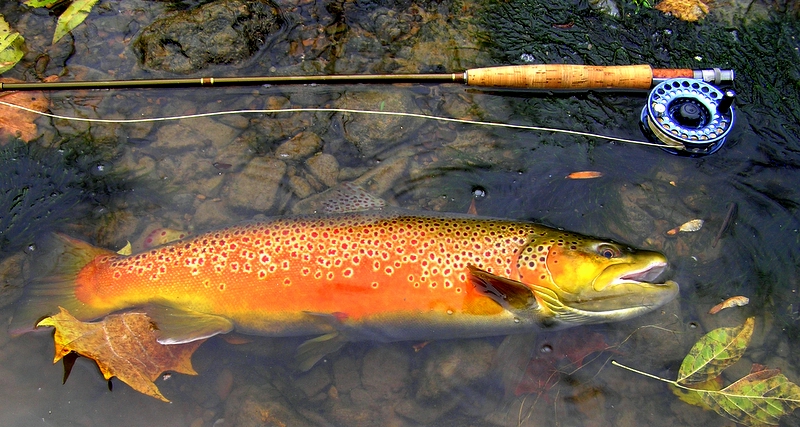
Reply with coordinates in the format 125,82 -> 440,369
465,64 -> 654,90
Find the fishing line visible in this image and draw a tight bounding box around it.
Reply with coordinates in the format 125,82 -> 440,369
0,100 -> 665,148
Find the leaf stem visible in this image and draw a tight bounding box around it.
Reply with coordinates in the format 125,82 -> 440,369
611,360 -> 679,385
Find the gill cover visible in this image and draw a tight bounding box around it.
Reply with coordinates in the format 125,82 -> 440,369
514,229 -> 678,326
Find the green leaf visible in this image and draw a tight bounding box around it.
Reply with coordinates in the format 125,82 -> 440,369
697,366 -> 800,427
677,317 -> 754,385
0,15 -> 24,75
24,0 -> 62,7
52,0 -> 100,44
670,376 -> 722,410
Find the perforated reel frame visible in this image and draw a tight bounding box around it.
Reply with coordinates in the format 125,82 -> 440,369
640,78 -> 735,156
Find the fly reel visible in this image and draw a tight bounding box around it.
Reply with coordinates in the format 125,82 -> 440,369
640,77 -> 735,156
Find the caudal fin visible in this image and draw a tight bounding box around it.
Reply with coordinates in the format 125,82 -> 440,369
9,233 -> 117,335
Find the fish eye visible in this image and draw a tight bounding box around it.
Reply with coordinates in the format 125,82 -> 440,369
597,244 -> 620,259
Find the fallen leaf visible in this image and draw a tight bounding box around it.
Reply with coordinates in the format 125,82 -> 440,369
615,317 -> 800,427
670,376 -> 722,410
116,241 -> 132,255
709,296 -> 750,315
467,198 -> 478,216
0,76 -> 56,142
24,0 -> 62,7
667,219 -> 704,235
655,0 -> 709,21
36,307 -> 205,402
566,171 -> 603,179
39,0 -> 101,43
697,365 -> 800,426
0,15 -> 25,75
677,317 -> 754,385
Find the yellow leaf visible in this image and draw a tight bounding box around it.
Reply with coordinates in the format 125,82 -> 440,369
116,241 -> 132,255
52,0 -> 100,44
677,317 -> 754,385
36,307 -> 205,402
0,14 -> 24,75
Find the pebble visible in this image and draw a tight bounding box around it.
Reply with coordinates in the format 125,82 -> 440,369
293,365 -> 332,398
305,153 -> 339,188
361,344 -> 410,398
215,369 -> 234,401
275,132 -> 323,160
224,157 -> 286,212
333,356 -> 361,393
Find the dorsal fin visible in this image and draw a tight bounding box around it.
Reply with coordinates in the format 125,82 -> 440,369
291,182 -> 386,214
321,182 -> 386,213
467,265 -> 535,310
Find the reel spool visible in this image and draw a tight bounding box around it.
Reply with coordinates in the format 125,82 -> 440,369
640,78 -> 735,156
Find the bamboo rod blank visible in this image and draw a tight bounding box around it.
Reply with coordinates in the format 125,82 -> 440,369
0,65 -> 733,92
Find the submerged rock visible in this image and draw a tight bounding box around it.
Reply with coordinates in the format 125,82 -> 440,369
415,340 -> 495,401
338,89 -> 419,158
135,0 -> 283,74
224,157 -> 286,212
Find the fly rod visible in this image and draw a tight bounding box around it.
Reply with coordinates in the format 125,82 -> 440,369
0,64 -> 733,91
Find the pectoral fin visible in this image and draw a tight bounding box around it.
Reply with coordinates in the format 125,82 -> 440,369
296,332 -> 346,372
145,303 -> 234,344
467,265 -> 535,310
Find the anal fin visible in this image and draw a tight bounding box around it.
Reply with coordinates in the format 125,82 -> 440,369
145,303 -> 234,344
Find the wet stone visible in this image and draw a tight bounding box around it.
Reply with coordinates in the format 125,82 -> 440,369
135,0 -> 283,74
415,340 -> 495,400
333,356 -> 361,394
305,153 -> 339,188
351,153 -> 411,197
294,365 -> 332,398
0,253 -> 24,309
360,344 -> 410,399
222,385 -> 310,427
394,397 -> 459,425
224,157 -> 286,212
182,117 -> 241,150
275,132 -> 323,161
153,123 -> 208,151
287,175 -> 314,199
339,89 -> 419,158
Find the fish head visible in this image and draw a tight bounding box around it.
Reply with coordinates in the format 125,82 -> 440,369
516,229 -> 678,327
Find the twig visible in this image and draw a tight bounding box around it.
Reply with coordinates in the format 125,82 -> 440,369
712,202 -> 737,248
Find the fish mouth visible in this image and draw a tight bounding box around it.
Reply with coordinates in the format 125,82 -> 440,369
563,259 -> 677,316
617,261 -> 668,284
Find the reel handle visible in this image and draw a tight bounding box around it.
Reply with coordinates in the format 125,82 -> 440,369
464,64 -> 654,90
464,64 -> 735,90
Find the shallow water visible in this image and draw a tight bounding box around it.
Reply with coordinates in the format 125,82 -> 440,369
1,0 -> 799,426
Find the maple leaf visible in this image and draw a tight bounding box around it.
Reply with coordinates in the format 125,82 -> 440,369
37,307 -> 205,402
0,77 -> 56,143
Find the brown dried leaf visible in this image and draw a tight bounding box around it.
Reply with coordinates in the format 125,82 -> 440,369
566,171 -> 603,179
37,307 -> 205,402
655,0 -> 710,21
0,76 -> 56,142
709,296 -> 750,315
